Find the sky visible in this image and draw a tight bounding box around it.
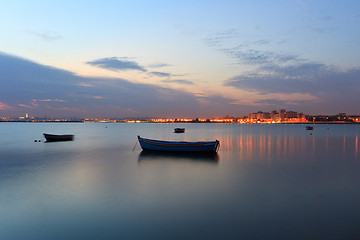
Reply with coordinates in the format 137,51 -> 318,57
1,0 -> 360,118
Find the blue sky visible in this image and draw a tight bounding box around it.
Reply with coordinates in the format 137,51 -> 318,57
1,0 -> 360,118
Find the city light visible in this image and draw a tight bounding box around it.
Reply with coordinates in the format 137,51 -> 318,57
1,109 -> 360,123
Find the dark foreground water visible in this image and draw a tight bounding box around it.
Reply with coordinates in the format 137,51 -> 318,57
1,123 -> 360,240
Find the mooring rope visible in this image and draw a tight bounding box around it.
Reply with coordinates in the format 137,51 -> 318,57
132,139 -> 139,151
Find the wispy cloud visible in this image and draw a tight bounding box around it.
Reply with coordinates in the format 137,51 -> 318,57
28,30 -> 62,41
147,63 -> 172,68
86,57 -> 146,71
254,98 -> 289,106
224,61 -> 360,113
18,103 -> 34,108
202,30 -> 295,66
150,71 -> 171,77
162,79 -> 194,85
203,27 -> 272,50
203,29 -> 239,47
225,63 -> 360,95
35,99 -> 66,102
221,47 -> 300,65
92,96 -> 104,99
0,102 -> 12,110
310,27 -> 338,35
253,98 -> 315,109
78,82 -> 95,87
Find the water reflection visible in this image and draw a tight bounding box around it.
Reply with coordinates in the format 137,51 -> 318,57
2,123 -> 360,240
138,151 -> 219,164
217,133 -> 360,160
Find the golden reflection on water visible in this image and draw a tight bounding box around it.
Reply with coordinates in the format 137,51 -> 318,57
355,135 -> 358,157
217,133 -> 360,160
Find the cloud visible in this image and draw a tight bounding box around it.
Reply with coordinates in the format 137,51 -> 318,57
254,99 -> 289,106
201,28 -> 295,66
150,71 -> 171,77
78,82 -> 95,87
225,62 -> 360,114
92,96 -> 103,99
0,52 -> 244,118
203,29 -> 272,49
35,99 -> 66,102
162,79 -> 194,85
203,29 -> 239,47
225,63 -> 360,94
86,57 -> 146,71
194,94 -> 255,117
18,104 -> 34,108
253,98 -> 315,110
310,27 -> 338,35
221,47 -> 300,65
28,30 -> 62,41
147,63 -> 172,68
0,102 -> 12,110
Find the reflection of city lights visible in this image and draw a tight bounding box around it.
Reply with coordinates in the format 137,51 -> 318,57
216,132 -> 360,161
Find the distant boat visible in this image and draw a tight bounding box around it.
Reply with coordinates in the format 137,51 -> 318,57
174,128 -> 185,133
306,126 -> 314,130
137,136 -> 220,152
43,133 -> 74,142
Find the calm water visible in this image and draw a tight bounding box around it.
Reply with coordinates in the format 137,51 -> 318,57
1,123 -> 360,240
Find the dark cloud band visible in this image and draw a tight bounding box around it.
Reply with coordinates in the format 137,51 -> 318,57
87,57 -> 146,71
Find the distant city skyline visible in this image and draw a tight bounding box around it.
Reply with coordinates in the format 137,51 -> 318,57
2,108 -> 359,124
1,1 -> 360,118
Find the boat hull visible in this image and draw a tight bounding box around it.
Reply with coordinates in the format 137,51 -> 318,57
174,128 -> 185,133
43,133 -> 74,142
138,136 -> 219,152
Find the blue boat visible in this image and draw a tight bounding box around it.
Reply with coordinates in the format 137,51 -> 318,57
137,136 -> 220,152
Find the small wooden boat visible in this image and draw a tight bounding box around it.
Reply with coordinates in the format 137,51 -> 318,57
137,136 -> 220,152
43,133 -> 74,142
306,126 -> 314,130
174,128 -> 185,133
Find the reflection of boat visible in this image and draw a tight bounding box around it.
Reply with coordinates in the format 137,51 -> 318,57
138,150 -> 219,163
43,133 -> 74,142
174,128 -> 185,133
306,126 -> 314,130
137,136 -> 220,152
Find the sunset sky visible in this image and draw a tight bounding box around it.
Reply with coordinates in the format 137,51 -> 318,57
1,0 -> 360,118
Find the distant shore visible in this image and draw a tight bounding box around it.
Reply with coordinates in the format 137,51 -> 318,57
1,120 -> 359,124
